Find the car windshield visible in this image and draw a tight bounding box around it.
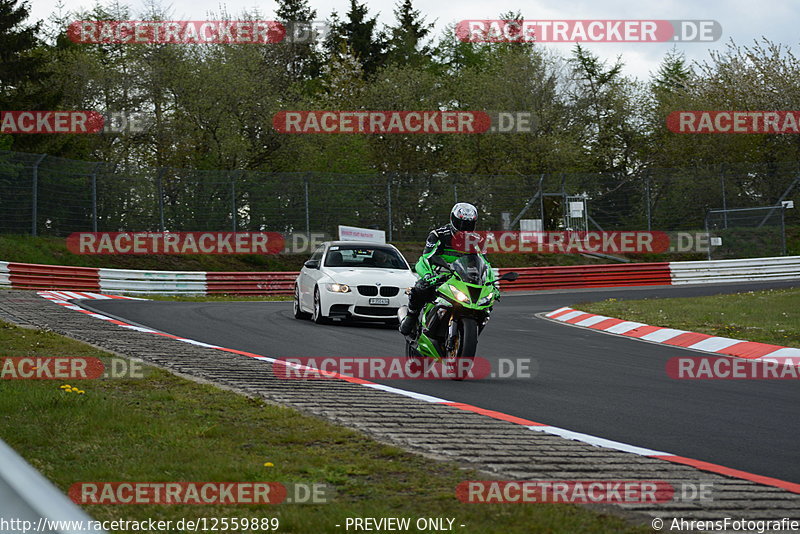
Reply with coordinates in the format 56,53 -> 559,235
324,246 -> 408,269
451,254 -> 488,284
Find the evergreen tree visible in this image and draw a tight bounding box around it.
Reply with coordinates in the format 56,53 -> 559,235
653,48 -> 691,97
0,0 -> 44,108
326,0 -> 386,76
275,0 -> 321,81
385,0 -> 432,67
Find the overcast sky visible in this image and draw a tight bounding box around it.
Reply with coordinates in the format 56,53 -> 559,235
26,0 -> 800,80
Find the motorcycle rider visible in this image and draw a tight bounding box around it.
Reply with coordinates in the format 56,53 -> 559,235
399,202 -> 482,336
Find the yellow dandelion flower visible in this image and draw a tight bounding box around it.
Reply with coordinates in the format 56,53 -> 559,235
263,462 -> 274,467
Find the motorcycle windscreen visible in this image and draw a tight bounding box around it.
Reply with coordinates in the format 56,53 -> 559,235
451,254 -> 488,285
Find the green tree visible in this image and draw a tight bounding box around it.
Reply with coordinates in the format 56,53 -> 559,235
275,0 -> 322,83
0,0 -> 42,107
326,0 -> 387,76
385,0 -> 433,68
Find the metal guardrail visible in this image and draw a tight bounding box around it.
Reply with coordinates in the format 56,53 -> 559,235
2,257 -> 800,295
205,272 -> 296,295
0,262 -> 100,291
497,262 -> 673,291
98,268 -> 207,294
0,438 -> 106,534
670,256 -> 800,284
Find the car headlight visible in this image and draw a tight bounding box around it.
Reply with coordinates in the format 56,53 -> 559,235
325,283 -> 350,293
448,284 -> 470,303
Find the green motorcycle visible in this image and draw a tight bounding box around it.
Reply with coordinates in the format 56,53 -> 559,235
398,254 -> 519,380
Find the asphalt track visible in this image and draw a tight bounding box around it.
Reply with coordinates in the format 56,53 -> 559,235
83,281 -> 800,484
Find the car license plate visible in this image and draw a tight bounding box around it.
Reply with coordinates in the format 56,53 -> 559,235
369,298 -> 390,305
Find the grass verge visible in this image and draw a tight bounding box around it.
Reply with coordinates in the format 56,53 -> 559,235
578,288 -> 800,347
0,321 -> 647,533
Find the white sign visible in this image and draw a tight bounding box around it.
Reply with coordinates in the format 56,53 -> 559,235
710,237 -> 723,246
782,200 -> 794,209
520,219 -> 543,231
569,201 -> 585,217
338,225 -> 386,244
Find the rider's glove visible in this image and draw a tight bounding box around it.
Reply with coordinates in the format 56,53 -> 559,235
421,272 -> 442,288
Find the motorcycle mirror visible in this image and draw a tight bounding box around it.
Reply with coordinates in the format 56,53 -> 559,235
499,271 -> 519,282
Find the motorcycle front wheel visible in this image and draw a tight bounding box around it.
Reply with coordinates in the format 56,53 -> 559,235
405,340 -> 425,375
445,317 -> 478,381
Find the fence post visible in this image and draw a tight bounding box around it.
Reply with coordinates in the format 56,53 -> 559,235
30,154 -> 46,236
781,205 -> 787,255
230,171 -> 238,232
644,171 -> 652,232
539,174 -> 545,225
304,174 -> 310,236
387,174 -> 393,242
704,210 -> 712,261
719,164 -> 728,229
156,167 -> 166,231
91,162 -> 103,232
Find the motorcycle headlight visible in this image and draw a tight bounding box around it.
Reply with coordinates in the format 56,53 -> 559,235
448,284 -> 470,303
477,294 -> 494,307
325,283 -> 350,293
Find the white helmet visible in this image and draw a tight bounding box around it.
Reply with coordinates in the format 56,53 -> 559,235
450,202 -> 478,232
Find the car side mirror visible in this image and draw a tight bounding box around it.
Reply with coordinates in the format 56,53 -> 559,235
304,259 -> 320,269
499,271 -> 519,282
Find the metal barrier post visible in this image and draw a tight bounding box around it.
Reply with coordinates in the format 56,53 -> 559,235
386,175 -> 393,242
31,154 -> 47,236
0,438 -> 106,533
156,167 -> 166,231
91,162 -> 103,232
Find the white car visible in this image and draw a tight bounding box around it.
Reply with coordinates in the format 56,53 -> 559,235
293,241 -> 418,324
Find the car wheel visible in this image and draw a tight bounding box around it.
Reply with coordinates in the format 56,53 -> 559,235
312,286 -> 329,324
293,285 -> 311,319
